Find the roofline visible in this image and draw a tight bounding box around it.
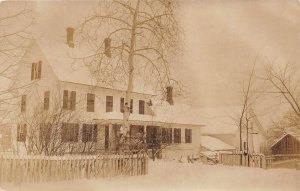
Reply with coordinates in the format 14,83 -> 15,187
91,118 -> 204,127
59,80 -> 157,96
270,133 -> 300,148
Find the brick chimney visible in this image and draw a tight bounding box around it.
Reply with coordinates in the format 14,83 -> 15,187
104,37 -> 111,58
66,27 -> 74,48
166,86 -> 174,105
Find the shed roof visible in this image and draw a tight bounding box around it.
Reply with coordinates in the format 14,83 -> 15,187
271,133 -> 300,148
201,136 -> 235,151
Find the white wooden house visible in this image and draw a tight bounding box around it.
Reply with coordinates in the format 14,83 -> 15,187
0,34 -> 203,159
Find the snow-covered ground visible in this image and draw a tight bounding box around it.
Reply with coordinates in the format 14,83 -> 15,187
1,161 -> 300,191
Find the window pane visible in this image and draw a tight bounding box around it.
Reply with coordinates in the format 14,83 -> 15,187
87,93 -> 95,112
120,97 -> 124,113
106,96 -> 113,112
63,90 -> 68,109
185,129 -> 192,143
139,100 -> 145,114
17,124 -> 27,142
174,128 -> 181,143
70,91 -> 76,110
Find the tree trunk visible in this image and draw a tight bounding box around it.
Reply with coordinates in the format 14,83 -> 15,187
122,0 -> 140,151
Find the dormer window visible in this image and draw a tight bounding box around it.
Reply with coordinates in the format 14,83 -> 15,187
31,61 -> 42,80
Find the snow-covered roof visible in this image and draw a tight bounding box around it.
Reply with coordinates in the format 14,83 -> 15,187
150,101 -> 204,125
201,136 -> 235,151
35,39 -> 155,95
30,0 -> 156,96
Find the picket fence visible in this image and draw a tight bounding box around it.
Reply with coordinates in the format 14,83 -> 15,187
0,154 -> 148,184
219,152 -> 266,168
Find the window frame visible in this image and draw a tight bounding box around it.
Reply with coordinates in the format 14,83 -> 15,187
63,90 -> 76,110
174,128 -> 181,144
82,124 -> 98,143
17,124 -> 27,142
106,96 -> 113,112
120,97 -> 133,113
61,123 -> 79,142
139,100 -> 145,115
31,61 -> 42,80
185,129 -> 192,143
87,93 -> 95,112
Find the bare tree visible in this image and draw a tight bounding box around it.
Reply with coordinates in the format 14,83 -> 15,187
125,124 -> 173,160
19,90 -> 99,156
264,62 -> 300,129
0,2 -> 33,122
74,0 -> 182,149
232,56 -> 262,153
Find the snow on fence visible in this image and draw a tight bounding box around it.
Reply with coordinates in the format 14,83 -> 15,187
219,152 -> 266,168
0,154 -> 148,184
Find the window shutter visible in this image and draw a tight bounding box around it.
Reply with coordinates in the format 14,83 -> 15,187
93,124 -> 98,142
106,96 -> 113,112
87,93 -> 95,112
120,97 -> 124,113
74,124 -> 79,142
130,99 -> 133,113
17,124 -> 20,141
82,124 -> 87,142
63,90 -> 68,109
44,91 -> 50,110
37,61 -> 42,79
70,91 -> 76,110
21,95 -> 26,112
31,63 -> 35,80
61,123 -> 66,142
139,100 -> 145,114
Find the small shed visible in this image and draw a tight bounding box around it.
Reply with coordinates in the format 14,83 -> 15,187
271,134 -> 300,155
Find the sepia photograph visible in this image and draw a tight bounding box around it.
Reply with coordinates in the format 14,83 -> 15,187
0,0 -> 300,190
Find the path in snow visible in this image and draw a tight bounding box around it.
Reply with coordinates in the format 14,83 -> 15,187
2,161 -> 300,191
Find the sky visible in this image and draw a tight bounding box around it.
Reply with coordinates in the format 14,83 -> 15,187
2,0 -> 300,110
178,0 -> 300,108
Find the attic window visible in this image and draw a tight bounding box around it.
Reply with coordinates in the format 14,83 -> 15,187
66,27 -> 74,48
31,61 -> 42,80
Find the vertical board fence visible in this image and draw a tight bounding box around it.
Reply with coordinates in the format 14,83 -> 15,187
0,154 -> 148,184
265,154 -> 300,169
219,152 -> 266,168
